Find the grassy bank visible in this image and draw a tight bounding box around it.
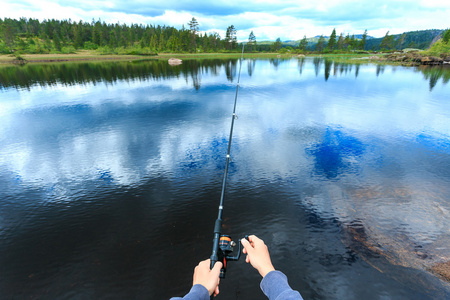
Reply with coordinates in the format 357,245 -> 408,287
306,53 -> 393,64
0,50 -> 147,64
0,51 -> 290,65
1,50 -> 446,67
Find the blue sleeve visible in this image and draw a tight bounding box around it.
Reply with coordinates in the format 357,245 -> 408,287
170,284 -> 210,300
260,270 -> 303,300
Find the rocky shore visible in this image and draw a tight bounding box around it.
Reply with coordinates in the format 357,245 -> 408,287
383,52 -> 450,66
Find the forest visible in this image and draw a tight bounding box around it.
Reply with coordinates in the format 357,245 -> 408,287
0,17 -> 448,55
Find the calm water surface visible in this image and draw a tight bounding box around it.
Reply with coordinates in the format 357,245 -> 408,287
0,59 -> 450,299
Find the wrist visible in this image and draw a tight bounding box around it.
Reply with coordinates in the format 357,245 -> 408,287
259,265 -> 275,278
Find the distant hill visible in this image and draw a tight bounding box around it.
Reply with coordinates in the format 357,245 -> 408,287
260,30 -> 442,51
364,29 -> 443,50
283,33 -> 375,49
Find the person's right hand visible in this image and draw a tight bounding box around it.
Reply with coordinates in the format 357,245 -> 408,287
241,235 -> 275,278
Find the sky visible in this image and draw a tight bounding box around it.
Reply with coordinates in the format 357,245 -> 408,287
1,0 -> 449,41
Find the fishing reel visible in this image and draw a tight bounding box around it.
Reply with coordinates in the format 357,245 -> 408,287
216,235 -> 250,278
217,235 -> 241,278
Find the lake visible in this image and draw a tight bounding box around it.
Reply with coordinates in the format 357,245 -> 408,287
0,58 -> 449,299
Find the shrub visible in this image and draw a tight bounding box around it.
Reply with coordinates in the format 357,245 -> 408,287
61,46 -> 76,54
426,40 -> 450,56
442,29 -> 450,44
83,41 -> 98,50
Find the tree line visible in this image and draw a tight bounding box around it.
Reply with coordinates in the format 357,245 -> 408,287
0,17 -> 369,55
1,17 -> 448,55
0,17 -> 243,55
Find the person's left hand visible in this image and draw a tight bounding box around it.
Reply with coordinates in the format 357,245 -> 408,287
192,259 -> 222,296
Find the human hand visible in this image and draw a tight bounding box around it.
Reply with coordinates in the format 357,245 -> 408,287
241,235 -> 275,278
192,259 -> 223,296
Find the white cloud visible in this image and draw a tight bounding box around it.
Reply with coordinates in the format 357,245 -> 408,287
0,0 -> 448,40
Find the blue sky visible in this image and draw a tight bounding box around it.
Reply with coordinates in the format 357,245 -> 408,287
1,0 -> 449,41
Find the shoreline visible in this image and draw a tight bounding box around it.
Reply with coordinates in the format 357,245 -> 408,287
0,51 -> 289,65
1,51 -> 449,67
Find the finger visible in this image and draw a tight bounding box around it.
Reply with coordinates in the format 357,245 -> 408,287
241,238 -> 253,251
211,261 -> 223,275
199,259 -> 210,268
241,239 -> 249,251
248,235 -> 262,244
248,235 -> 257,242
214,285 -> 220,296
246,255 -> 250,263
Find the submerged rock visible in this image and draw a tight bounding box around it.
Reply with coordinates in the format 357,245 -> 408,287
325,182 -> 450,296
432,261 -> 450,281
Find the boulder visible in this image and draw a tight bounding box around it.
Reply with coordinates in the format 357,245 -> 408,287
420,56 -> 443,65
168,58 -> 182,65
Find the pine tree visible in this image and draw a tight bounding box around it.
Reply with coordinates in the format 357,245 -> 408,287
326,28 -> 337,51
298,35 -> 308,51
442,29 -> 450,43
380,31 -> 394,50
188,17 -> 199,52
73,23 -> 83,48
158,33 -> 165,51
272,37 -> 282,51
109,31 -> 117,48
316,35 -> 325,52
349,34 -> 357,50
53,29 -> 61,51
42,33 -> 52,51
150,34 -> 158,50
225,25 -> 236,50
0,22 -> 17,51
396,33 -> 406,50
248,31 -> 256,51
358,29 -> 367,50
344,34 -> 350,50
92,20 -> 102,45
337,33 -> 345,50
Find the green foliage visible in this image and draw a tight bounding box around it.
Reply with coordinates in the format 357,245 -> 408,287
315,35 -> 326,52
1,17 -> 446,56
83,41 -> 97,50
425,40 -> 450,56
365,29 -> 443,51
442,29 -> 450,43
60,46 -> 76,54
358,30 -> 367,50
97,45 -> 157,56
0,40 -> 10,53
12,52 -> 27,64
225,25 -> 237,50
326,29 -> 336,51
248,31 -> 256,52
380,31 -> 395,50
1,21 -> 16,50
298,35 -> 308,51
0,17 -> 244,55
336,33 -> 345,50
271,37 -> 282,52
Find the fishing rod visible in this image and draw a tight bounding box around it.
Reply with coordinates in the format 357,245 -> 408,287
210,44 -> 246,278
